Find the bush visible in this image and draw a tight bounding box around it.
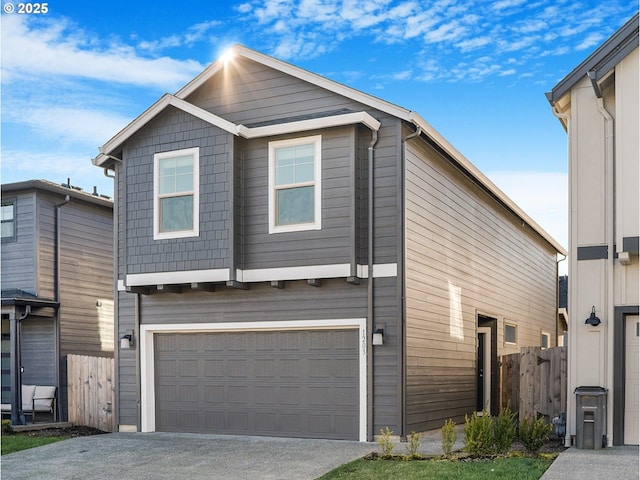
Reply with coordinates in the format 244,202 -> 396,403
494,406 -> 517,454
519,416 -> 552,453
405,431 -> 421,457
1,420 -> 13,435
441,419 -> 457,455
464,411 -> 495,456
377,426 -> 394,456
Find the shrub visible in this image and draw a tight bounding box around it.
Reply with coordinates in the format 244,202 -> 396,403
405,431 -> 421,457
519,416 -> 553,453
494,406 -> 517,454
1,420 -> 13,435
464,411 -> 495,456
377,426 -> 394,456
441,419 -> 457,455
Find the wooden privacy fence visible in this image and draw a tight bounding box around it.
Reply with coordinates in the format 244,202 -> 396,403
500,346 -> 567,423
67,355 -> 115,432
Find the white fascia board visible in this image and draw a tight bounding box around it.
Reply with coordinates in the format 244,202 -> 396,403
96,95 -> 239,164
409,112 -> 568,256
237,111 -> 381,139
126,269 -> 230,286
356,263 -> 398,278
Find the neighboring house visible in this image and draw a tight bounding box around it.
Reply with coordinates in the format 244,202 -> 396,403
93,45 -> 566,441
546,13 -> 639,447
557,275 -> 568,347
1,180 -> 114,423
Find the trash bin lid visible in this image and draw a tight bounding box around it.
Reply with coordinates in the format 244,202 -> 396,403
574,386 -> 608,394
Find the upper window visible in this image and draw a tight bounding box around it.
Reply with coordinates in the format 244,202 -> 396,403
268,135 -> 322,234
153,147 -> 199,240
1,201 -> 16,242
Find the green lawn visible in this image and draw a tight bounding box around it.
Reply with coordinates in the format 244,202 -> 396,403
318,455 -> 557,480
1,434 -> 69,455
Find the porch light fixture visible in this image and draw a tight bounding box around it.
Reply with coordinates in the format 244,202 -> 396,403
585,306 -> 601,326
120,331 -> 134,349
372,328 -> 384,346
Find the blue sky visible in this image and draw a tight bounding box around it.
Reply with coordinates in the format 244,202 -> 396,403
1,0 -> 638,260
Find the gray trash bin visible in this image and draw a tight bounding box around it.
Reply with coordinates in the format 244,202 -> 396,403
574,386 -> 607,449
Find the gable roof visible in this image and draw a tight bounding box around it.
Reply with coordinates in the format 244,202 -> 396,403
546,13 -> 639,104
93,44 -> 566,255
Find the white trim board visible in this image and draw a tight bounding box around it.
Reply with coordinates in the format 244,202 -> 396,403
126,263 -> 398,286
140,318 -> 368,442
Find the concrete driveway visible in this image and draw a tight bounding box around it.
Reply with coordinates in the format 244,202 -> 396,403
1,432 -> 375,480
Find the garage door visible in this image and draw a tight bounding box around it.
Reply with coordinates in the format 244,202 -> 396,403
154,329 -> 359,440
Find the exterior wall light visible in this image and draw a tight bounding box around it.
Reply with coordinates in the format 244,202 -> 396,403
120,331 -> 134,349
372,328 -> 384,346
585,306 -> 601,326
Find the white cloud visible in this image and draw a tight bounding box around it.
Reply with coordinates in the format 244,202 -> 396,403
1,16 -> 204,90
576,32 -> 605,51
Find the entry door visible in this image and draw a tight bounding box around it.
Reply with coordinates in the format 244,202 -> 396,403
625,315 -> 639,444
477,327 -> 492,413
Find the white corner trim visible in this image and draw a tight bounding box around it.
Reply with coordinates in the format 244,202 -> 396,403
117,279 -> 126,292
140,318 -> 368,441
126,269 -> 230,287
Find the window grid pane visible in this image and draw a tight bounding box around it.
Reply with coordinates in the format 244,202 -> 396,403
160,196 -> 194,232
276,186 -> 314,225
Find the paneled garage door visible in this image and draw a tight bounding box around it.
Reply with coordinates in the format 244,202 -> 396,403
154,329 -> 359,440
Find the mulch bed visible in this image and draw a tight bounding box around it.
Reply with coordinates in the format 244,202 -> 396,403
12,426 -> 107,438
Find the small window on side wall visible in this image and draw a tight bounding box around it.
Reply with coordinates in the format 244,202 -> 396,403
504,323 -> 517,345
1,201 -> 16,242
541,332 -> 550,349
154,147 -> 199,240
268,135 -> 322,234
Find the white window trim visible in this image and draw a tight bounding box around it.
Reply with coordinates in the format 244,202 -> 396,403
504,322 -> 517,345
268,135 -> 322,234
541,331 -> 551,349
153,147 -> 200,240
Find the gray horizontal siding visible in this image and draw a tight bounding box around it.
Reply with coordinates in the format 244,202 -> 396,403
21,316 -> 55,386
403,135 -> 558,431
1,192 -> 37,293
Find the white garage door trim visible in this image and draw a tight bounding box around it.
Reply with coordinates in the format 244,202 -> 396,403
140,318 -> 368,441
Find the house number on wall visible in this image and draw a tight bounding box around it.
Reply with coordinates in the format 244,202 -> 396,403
361,330 -> 367,355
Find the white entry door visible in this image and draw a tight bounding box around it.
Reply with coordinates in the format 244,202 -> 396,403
625,315 -> 639,445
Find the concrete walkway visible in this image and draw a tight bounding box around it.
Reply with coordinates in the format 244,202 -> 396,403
540,445 -> 639,480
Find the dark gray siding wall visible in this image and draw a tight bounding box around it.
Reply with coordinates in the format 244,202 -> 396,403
187,57 -> 401,265
239,126 -> 355,269
116,292 -> 137,427
21,317 -> 55,386
115,277 -> 402,433
123,106 -> 232,275
39,191 -> 114,420
1,191 -> 37,293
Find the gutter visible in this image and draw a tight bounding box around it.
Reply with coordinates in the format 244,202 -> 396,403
55,195 -> 70,421
366,129 -> 379,442
596,97 -> 615,447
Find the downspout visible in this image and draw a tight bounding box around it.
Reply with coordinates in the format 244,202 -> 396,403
135,293 -> 142,432
55,195 -> 70,421
400,122 -> 421,439
367,129 -> 378,442
595,96 -> 615,447
10,306 -> 31,425
551,104 -> 573,447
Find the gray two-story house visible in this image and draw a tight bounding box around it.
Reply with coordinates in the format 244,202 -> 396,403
93,45 -> 566,441
1,180 -> 114,423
